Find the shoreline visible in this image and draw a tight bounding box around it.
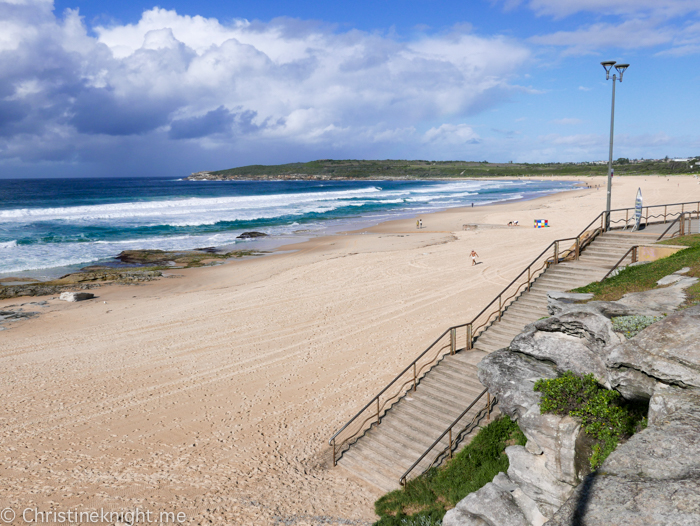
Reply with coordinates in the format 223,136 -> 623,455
1,175 -> 698,525
1,176 -> 584,285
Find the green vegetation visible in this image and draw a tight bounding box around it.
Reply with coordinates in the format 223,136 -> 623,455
534,372 -> 647,469
192,158 -> 700,180
373,416 -> 526,525
572,233 -> 700,304
611,315 -> 665,339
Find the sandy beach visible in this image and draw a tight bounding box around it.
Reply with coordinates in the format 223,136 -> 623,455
1,175 -> 698,525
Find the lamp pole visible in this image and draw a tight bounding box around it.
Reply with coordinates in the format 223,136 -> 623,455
601,61 -> 629,230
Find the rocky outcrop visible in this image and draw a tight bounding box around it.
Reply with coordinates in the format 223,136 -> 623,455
548,385 -> 700,526
236,231 -> 268,239
59,292 -> 95,302
444,279 -> 700,526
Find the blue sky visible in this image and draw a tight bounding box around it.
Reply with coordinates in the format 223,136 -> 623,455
2,0 -> 700,178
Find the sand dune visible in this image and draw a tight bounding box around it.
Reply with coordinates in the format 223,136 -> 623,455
0,175 -> 698,525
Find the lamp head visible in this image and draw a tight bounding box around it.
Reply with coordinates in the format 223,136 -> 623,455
601,60 -> 616,80
615,63 -> 629,81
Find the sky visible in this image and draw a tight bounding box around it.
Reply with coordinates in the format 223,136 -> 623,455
1,0 -> 700,178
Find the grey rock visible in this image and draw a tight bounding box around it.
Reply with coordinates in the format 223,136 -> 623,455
517,411 -> 584,485
615,277 -> 698,315
606,305 -> 700,390
477,350 -> 559,421
547,291 -> 594,303
59,292 -> 95,302
506,446 -> 575,513
675,267 -> 691,275
547,387 -> 700,526
656,274 -> 683,285
442,478 -> 530,526
510,309 -> 623,386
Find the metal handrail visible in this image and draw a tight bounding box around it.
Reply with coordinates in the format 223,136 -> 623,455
657,214 -> 684,241
602,245 -> 639,280
328,200 -> 700,466
399,389 -> 492,486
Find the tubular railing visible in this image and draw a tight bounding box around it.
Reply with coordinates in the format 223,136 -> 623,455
603,246 -> 639,280
399,390 -> 496,486
656,211 -> 698,241
328,200 -> 700,468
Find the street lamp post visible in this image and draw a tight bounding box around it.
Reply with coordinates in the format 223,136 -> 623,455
601,61 -> 629,230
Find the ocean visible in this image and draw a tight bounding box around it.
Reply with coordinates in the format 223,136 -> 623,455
0,177 -> 580,278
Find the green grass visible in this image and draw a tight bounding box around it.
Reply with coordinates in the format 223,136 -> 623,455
572,234 -> 700,304
373,416 -> 526,525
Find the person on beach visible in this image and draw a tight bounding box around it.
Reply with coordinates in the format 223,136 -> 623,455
419,219 -> 423,229
470,249 -> 478,266
416,219 -> 419,229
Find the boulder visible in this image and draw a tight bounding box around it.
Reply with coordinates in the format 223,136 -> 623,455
509,309 -> 623,387
59,292 -> 95,302
606,305 -> 700,391
477,350 -> 558,421
236,231 -> 268,239
505,446 -> 576,516
443,474 -> 531,526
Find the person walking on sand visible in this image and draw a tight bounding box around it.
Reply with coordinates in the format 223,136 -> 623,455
416,219 -> 420,229
419,219 -> 423,229
470,249 -> 478,266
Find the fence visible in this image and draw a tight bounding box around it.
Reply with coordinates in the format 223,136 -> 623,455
328,200 -> 700,471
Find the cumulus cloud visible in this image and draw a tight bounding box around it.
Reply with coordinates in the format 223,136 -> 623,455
0,1 -> 534,174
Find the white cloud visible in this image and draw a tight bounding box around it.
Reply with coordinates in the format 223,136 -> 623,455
423,124 -> 481,145
550,118 -> 583,125
578,86 -> 592,91
530,19 -> 675,55
496,0 -> 700,19
0,1 -> 532,173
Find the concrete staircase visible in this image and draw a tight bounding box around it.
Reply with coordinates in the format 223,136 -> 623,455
337,229 -> 657,492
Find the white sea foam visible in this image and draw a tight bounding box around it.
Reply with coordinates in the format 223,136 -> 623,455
0,240 -> 18,249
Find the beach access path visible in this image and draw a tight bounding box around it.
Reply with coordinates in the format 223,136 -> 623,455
0,175 -> 697,525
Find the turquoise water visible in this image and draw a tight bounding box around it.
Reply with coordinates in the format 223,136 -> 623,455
0,177 -> 580,277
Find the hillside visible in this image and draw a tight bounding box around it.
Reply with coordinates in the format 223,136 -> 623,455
186,158 -> 699,181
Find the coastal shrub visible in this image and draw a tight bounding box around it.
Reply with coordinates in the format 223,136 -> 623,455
373,416 -> 526,526
611,315 -> 664,339
534,372 -> 647,469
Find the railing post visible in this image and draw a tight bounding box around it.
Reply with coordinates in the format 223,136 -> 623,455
413,362 -> 417,391
527,266 -> 531,291
601,212 -> 605,233
625,208 -> 629,229
645,207 -> 649,227
376,397 -> 380,422
466,324 -> 472,350
498,295 -> 502,321
664,205 -> 667,224
554,241 -> 559,264
450,328 -> 456,355
632,246 -> 637,264
487,393 -> 491,421
449,428 -> 453,459
575,237 -> 580,260
332,438 -> 336,466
